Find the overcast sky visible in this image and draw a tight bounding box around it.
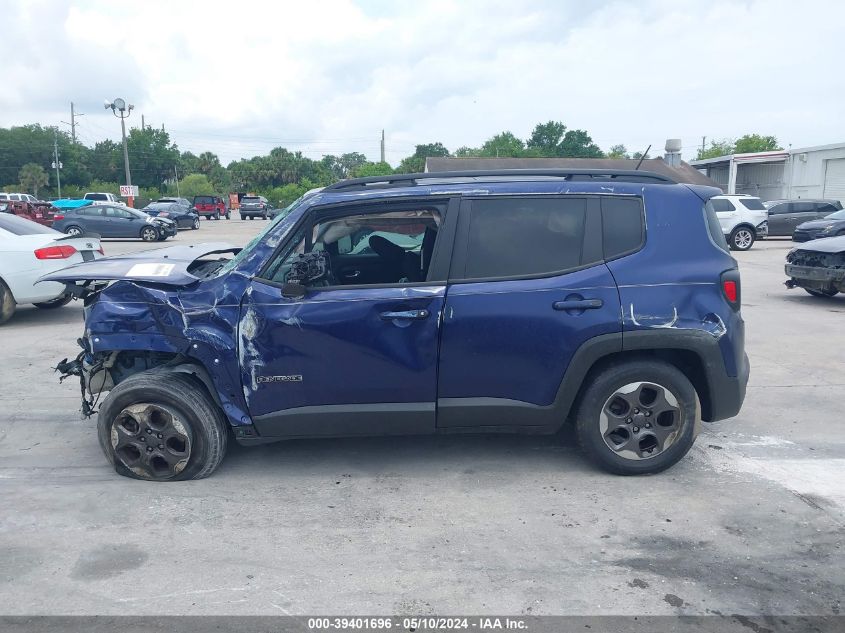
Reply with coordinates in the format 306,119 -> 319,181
2,0 -> 842,165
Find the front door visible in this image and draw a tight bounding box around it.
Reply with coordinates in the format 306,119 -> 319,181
436,196 -> 623,429
240,198 -> 455,438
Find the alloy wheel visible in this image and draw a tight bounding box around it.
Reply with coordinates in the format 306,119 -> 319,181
110,403 -> 191,480
734,229 -> 753,249
599,382 -> 683,460
66,226 -> 82,236
142,227 -> 158,241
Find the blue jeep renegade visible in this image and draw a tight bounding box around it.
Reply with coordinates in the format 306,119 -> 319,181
46,169 -> 749,480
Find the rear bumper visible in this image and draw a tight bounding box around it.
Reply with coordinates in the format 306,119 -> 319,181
708,352 -> 749,422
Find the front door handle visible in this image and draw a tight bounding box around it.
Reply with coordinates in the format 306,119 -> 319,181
380,309 -> 429,320
553,299 -> 603,311
343,270 -> 361,279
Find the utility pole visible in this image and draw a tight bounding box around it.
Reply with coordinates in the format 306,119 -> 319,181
701,136 -> 706,153
52,129 -> 62,198
174,165 -> 180,197
61,102 -> 83,143
141,114 -> 145,130
105,98 -> 134,205
380,129 -> 385,163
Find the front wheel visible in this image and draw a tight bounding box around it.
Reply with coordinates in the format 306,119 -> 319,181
141,226 -> 159,242
192,217 -> 200,230
729,226 -> 755,251
575,360 -> 699,475
65,225 -> 83,236
214,211 -> 220,220
34,294 -> 73,309
97,372 -> 228,481
804,287 -> 839,298
0,280 -> 15,325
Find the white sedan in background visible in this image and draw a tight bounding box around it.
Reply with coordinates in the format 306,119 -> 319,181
0,213 -> 103,324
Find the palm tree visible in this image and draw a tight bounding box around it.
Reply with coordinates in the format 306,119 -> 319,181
18,163 -> 49,198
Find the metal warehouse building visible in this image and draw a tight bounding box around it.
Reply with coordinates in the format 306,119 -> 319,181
690,142 -> 845,203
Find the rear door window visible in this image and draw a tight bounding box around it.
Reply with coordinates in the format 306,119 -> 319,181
459,197 -> 587,279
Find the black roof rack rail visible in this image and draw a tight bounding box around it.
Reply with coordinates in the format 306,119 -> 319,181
323,169 -> 676,191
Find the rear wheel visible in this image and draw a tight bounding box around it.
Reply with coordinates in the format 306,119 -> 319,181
804,287 -> 839,298
64,225 -> 83,236
214,211 -> 220,220
192,217 -> 200,230
141,226 -> 159,242
729,226 -> 755,251
34,294 -> 73,309
575,360 -> 699,475
97,372 -> 228,481
0,280 -> 15,325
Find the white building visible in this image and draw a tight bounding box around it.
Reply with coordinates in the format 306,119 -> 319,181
690,142 -> 845,203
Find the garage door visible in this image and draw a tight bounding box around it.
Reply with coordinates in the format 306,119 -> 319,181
823,158 -> 845,203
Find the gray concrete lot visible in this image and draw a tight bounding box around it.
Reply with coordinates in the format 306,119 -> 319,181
0,220 -> 842,616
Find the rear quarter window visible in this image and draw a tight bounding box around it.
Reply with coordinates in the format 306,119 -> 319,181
740,198 -> 766,210
710,198 -> 736,212
704,201 -> 730,252
602,197 -> 644,259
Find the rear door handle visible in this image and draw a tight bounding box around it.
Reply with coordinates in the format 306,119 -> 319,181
343,270 -> 361,279
553,299 -> 603,311
380,309 -> 429,320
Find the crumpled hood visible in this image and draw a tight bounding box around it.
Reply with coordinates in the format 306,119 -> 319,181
38,242 -> 239,286
796,218 -> 845,230
792,235 -> 845,253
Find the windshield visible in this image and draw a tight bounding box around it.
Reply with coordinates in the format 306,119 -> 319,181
825,209 -> 845,220
213,195 -> 310,277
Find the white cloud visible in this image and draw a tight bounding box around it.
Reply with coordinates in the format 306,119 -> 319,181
1,0 -> 842,164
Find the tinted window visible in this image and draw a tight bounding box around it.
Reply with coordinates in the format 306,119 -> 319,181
463,198 -> 586,279
816,203 -> 838,214
740,198 -> 766,210
194,196 -> 215,204
77,206 -> 101,216
602,197 -> 644,258
104,207 -> 134,219
704,201 -> 729,252
767,203 -> 788,214
0,213 -> 58,235
710,198 -> 736,212
85,193 -> 107,200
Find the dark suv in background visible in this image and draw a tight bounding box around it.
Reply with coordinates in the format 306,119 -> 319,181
47,170 -> 748,481
239,195 -> 271,219
764,199 -> 843,236
192,195 -> 229,220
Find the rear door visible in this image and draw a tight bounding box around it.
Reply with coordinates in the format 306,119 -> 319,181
436,195 -> 623,429
786,202 -> 817,231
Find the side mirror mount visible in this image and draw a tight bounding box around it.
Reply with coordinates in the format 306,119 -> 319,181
282,282 -> 307,299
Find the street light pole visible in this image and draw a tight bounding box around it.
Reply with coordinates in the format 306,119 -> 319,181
105,97 -> 134,206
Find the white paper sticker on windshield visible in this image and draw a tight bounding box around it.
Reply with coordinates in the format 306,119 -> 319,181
126,263 -> 175,277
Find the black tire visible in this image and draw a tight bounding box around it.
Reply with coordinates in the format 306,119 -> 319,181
728,226 -> 755,251
140,226 -> 159,242
97,372 -> 228,481
214,211 -> 220,220
0,279 -> 15,325
575,359 -> 699,475
247,215 -> 253,220
192,217 -> 200,230
64,225 -> 83,236
225,212 -> 230,220
804,287 -> 839,298
34,293 -> 73,309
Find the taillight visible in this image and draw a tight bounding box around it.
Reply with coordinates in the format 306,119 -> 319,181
34,245 -> 77,259
720,270 -> 741,309
53,214 -> 65,220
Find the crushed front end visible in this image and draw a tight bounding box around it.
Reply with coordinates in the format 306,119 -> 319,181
785,241 -> 845,295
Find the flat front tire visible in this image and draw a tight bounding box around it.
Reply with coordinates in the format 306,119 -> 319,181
97,372 -> 228,481
575,360 -> 699,475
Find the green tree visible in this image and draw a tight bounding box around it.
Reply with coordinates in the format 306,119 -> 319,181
607,144 -> 629,159
18,163 -> 48,197
559,129 -> 603,158
171,173 -> 215,198
354,161 -> 394,177
696,139 -> 735,160
526,121 -> 566,155
479,132 -> 524,158
125,127 -> 180,189
396,142 -> 450,173
734,134 -> 781,154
